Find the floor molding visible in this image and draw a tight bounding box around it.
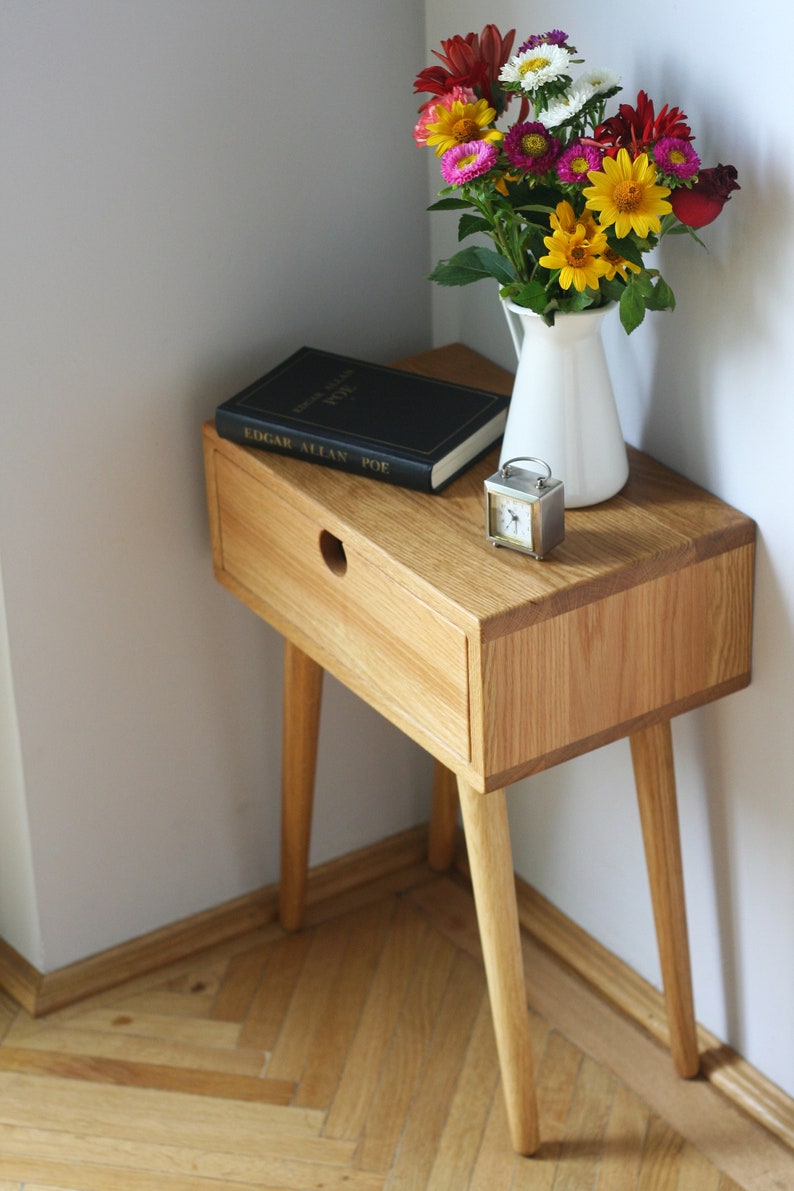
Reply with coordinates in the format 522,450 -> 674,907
0,824 -> 429,1018
1,822 -> 791,1153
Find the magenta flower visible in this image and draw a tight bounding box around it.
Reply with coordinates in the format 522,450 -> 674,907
518,29 -> 569,52
653,136 -> 701,181
556,141 -> 603,184
503,121 -> 560,173
440,139 -> 500,185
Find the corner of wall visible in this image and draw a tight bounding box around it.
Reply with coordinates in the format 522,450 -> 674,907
0,557 -> 44,968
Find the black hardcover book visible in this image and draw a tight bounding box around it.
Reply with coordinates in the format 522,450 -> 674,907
214,346 -> 509,492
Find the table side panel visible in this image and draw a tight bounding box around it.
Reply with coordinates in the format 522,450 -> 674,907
702,542 -> 756,686
211,449 -> 471,762
478,543 -> 754,783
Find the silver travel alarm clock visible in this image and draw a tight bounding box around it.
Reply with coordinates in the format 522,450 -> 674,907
484,457 -> 565,559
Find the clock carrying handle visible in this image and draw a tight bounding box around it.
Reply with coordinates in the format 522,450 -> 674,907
500,457 -> 552,487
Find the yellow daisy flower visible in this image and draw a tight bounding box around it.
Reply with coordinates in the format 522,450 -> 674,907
540,223 -> 609,292
583,148 -> 671,238
549,199 -> 577,233
426,98 -> 503,158
549,200 -> 599,240
601,245 -> 642,282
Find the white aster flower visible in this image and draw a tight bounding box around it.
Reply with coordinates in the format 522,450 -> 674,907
536,86 -> 590,129
576,68 -> 621,97
498,42 -> 572,94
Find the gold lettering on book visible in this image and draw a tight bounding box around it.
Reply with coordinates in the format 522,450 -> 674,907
244,428 -> 293,449
293,368 -> 358,414
299,442 -> 349,463
362,457 -> 390,473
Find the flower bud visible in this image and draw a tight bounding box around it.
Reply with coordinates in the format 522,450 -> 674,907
670,164 -> 740,228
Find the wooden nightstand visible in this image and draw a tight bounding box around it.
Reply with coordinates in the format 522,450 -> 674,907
203,343 -> 755,1155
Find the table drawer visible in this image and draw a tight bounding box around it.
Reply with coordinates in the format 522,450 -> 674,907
211,452 -> 471,761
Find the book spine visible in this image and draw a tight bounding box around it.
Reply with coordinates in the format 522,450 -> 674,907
214,410 -> 434,492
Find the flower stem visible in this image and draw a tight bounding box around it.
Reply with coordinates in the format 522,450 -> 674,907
478,193 -> 529,283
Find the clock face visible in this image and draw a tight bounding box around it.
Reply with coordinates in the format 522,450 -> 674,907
489,491 -> 533,550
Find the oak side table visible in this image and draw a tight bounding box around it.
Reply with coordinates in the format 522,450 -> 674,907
202,343 -> 755,1156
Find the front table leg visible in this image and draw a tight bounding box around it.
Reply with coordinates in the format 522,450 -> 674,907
630,720 -> 700,1078
457,776 -> 540,1156
280,640 -> 324,931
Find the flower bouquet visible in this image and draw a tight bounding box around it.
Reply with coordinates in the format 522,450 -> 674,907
414,27 -> 739,333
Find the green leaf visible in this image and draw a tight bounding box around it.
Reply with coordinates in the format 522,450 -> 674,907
631,269 -> 656,299
427,197 -> 472,212
514,202 -> 558,218
665,224 -> 708,248
619,282 -> 647,334
599,278 -> 626,305
457,213 -> 491,241
606,231 -> 644,268
566,289 -> 596,312
648,276 -> 676,312
509,279 -> 550,314
428,245 -> 517,288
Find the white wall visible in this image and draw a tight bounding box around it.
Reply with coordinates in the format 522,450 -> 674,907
0,0 -> 433,971
424,0 -> 794,1099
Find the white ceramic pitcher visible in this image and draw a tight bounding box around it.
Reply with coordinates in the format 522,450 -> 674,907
499,299 -> 629,508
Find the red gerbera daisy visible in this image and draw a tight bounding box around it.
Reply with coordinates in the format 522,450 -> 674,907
414,24 -> 516,114
592,90 -> 693,157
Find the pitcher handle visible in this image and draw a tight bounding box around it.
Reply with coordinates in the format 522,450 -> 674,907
501,298 -> 524,362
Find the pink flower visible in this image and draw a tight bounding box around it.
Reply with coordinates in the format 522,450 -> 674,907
440,140 -> 499,185
413,86 -> 477,146
556,141 -> 603,184
654,137 -> 700,181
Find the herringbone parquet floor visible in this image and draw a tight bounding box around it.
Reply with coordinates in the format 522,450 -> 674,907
0,860 -> 792,1189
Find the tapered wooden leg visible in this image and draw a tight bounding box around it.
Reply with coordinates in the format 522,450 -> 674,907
630,720 -> 700,1078
457,776 -> 540,1156
279,640 -> 324,931
428,760 -> 458,871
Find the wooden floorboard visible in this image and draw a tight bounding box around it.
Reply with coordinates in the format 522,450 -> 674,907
0,864 -> 792,1189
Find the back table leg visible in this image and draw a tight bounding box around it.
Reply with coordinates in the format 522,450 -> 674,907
630,719 -> 700,1078
428,760 -> 459,872
280,640 -> 324,931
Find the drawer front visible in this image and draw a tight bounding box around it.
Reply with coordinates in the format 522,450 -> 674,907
213,453 -> 470,761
